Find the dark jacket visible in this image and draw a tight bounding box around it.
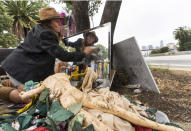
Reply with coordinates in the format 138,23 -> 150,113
1,25 -> 86,83
64,38 -> 83,52
64,38 -> 93,52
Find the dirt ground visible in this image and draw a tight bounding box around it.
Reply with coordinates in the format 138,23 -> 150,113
111,68 -> 191,131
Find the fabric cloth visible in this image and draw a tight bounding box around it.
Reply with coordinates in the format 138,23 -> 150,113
1,24 -> 86,83
6,72 -> 23,86
24,80 -> 39,91
1,78 -> 14,87
59,12 -> 66,25
29,127 -> 52,131
81,68 -> 98,93
0,86 -> 15,101
59,13 -> 76,37
87,88 -> 148,117
0,76 -> 16,101
86,108 -> 135,131
135,125 -> 152,131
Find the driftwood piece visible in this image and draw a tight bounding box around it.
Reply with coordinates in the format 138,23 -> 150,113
20,73 -> 183,131
79,109 -> 112,131
20,84 -> 45,100
81,68 -> 98,93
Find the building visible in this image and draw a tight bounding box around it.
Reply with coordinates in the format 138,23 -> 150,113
155,46 -> 160,49
166,43 -> 177,54
141,44 -> 155,56
142,46 -> 147,50
160,40 -> 164,48
167,43 -> 177,50
148,45 -> 153,50
141,49 -> 151,57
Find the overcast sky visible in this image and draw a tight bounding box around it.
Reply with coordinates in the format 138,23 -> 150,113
50,0 -> 191,49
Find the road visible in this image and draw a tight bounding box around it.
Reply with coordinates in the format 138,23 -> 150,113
144,54 -> 191,71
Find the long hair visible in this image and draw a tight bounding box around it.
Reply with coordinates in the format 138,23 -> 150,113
81,39 -> 86,52
40,20 -> 62,41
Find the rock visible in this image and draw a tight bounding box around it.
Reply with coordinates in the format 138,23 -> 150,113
96,79 -> 110,88
133,89 -> 142,94
155,110 -> 170,124
140,106 -> 147,110
134,100 -> 142,105
125,84 -> 141,89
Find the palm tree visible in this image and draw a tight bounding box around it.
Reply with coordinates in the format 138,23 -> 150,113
173,26 -> 189,51
2,1 -> 47,40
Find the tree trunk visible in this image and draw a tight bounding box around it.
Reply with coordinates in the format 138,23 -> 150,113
100,0 -> 122,68
72,1 -> 90,33
100,0 -> 122,45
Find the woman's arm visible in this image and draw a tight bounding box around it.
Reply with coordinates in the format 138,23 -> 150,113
40,31 -> 86,62
63,38 -> 82,50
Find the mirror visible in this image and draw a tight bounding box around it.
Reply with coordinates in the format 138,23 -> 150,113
63,23 -> 111,81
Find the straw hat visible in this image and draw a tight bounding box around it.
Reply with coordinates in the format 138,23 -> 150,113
38,7 -> 64,22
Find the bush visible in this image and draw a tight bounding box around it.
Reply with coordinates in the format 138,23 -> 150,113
151,47 -> 169,54
183,42 -> 191,51
151,50 -> 160,54
0,33 -> 18,48
159,47 -> 169,53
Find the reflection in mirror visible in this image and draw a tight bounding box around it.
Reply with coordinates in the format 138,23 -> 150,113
61,23 -> 111,86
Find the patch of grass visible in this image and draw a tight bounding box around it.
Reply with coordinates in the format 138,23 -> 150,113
149,66 -> 170,73
147,64 -> 152,69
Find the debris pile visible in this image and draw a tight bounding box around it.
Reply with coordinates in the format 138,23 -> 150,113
0,69 -> 184,131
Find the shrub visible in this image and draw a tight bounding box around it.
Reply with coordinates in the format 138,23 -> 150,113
151,50 -> 160,54
183,42 -> 191,51
159,47 -> 169,53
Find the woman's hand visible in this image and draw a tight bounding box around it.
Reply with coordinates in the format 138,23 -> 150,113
83,46 -> 96,55
54,61 -> 68,73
